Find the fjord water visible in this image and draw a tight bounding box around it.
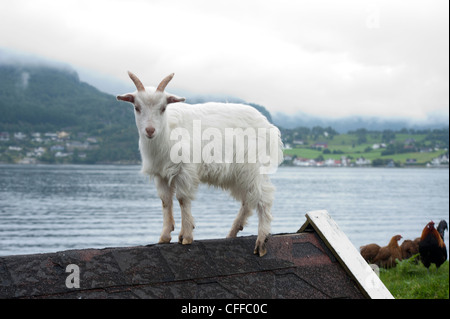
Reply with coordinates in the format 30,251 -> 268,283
0,164 -> 448,256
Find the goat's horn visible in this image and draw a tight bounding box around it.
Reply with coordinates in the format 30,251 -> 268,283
128,71 -> 145,92
156,73 -> 175,92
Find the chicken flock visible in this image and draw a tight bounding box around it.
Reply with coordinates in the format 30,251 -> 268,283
360,220 -> 448,269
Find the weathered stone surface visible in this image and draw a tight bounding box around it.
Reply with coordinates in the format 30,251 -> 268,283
0,232 -> 365,299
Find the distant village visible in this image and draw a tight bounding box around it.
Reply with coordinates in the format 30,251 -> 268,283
281,153 -> 449,167
281,139 -> 449,168
0,130 -> 448,168
0,131 -> 99,164
283,154 -> 371,167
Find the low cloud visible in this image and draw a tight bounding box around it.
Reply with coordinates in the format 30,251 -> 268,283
1,0 -> 448,120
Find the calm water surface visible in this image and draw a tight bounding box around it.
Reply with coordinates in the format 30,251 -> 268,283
0,164 -> 448,256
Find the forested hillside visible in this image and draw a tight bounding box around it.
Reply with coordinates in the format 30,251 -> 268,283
0,65 -> 134,132
0,64 -> 139,163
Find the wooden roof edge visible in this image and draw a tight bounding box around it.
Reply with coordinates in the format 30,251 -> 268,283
298,210 -> 394,299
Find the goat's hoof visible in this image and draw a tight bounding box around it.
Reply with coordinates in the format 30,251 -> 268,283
253,247 -> 267,257
253,245 -> 267,257
158,236 -> 171,244
178,235 -> 193,245
253,238 -> 268,257
182,237 -> 193,245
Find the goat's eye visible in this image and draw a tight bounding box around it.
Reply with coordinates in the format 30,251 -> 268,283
161,106 -> 166,114
134,106 -> 141,113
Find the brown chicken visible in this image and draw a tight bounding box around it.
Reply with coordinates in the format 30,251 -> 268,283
360,243 -> 381,263
372,235 -> 403,268
400,239 -> 419,260
419,221 -> 447,269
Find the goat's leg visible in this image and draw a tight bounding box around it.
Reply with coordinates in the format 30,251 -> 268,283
254,177 -> 275,257
227,201 -> 252,238
155,176 -> 175,244
159,199 -> 175,244
177,197 -> 195,245
254,201 -> 272,257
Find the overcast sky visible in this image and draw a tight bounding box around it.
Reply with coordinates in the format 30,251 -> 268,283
0,0 -> 448,120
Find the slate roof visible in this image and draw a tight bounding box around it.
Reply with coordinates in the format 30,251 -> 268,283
0,210 -> 392,299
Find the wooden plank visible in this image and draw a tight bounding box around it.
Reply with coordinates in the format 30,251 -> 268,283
299,210 -> 394,299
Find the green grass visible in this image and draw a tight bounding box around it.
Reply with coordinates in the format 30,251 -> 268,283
379,256 -> 449,299
283,130 -> 448,166
284,148 -> 322,159
284,146 -> 446,164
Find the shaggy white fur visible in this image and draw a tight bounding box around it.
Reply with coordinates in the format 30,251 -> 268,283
117,72 -> 283,256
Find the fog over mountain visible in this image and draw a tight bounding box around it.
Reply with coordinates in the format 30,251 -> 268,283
272,111 -> 449,133
77,64 -> 449,133
1,47 -> 448,133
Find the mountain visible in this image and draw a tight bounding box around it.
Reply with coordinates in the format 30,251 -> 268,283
0,64 -> 132,132
0,63 -> 140,163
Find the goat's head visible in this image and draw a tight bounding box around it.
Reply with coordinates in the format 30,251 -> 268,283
116,71 -> 185,139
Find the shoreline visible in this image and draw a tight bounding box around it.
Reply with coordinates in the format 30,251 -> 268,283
0,161 -> 448,169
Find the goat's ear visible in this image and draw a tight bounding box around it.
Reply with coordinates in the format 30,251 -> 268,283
117,94 -> 135,104
167,95 -> 186,104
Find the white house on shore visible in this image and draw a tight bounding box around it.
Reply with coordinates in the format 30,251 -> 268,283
355,157 -> 371,166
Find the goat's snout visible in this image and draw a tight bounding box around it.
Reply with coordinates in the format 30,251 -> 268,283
145,126 -> 156,138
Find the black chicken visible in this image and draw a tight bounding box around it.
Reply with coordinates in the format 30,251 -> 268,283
418,221 -> 447,269
437,220 -> 448,239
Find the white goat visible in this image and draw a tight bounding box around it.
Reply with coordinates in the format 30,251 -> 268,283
117,72 -> 283,256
